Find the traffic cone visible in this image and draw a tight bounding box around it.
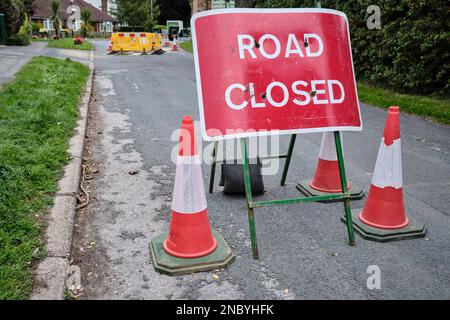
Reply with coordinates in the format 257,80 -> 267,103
342,107 -> 426,241
172,35 -> 178,51
150,116 -> 235,275
296,132 -> 364,201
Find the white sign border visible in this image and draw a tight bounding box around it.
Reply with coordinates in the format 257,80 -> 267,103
191,8 -> 363,142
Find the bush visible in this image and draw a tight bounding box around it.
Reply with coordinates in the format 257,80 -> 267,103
81,24 -> 94,38
73,35 -> 83,44
31,22 -> 43,35
9,32 -> 30,45
61,29 -> 70,37
321,0 -> 450,96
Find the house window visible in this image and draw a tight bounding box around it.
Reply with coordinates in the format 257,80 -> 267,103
100,21 -> 112,32
74,20 -> 81,31
43,18 -> 54,30
211,0 -> 235,9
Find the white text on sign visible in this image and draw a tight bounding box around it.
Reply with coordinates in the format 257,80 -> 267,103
238,33 -> 324,59
225,80 -> 345,110
226,33 -> 345,111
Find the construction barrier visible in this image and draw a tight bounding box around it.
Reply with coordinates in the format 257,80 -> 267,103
111,32 -> 162,53
195,8 -> 365,260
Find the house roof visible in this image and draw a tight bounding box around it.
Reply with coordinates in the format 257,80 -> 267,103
31,0 -> 117,22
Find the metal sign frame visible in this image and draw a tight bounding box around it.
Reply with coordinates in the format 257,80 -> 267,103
193,7 -> 358,259
208,132 -> 355,259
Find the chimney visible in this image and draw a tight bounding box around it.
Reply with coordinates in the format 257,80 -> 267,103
101,0 -> 108,13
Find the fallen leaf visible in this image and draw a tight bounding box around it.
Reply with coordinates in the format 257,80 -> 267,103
32,248 -> 40,257
212,274 -> 219,280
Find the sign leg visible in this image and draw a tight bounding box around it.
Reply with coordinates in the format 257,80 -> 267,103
334,131 -> 356,246
208,141 -> 218,193
241,139 -> 259,259
280,134 -> 297,186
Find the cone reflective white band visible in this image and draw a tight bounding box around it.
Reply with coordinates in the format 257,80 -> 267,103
171,154 -> 207,213
318,132 -> 343,161
371,137 -> 402,189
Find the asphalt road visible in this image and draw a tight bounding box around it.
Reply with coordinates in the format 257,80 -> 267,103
72,40 -> 450,300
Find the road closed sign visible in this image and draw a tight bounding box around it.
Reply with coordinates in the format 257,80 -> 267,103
191,9 -> 363,141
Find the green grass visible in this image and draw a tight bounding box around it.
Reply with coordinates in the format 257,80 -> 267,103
0,56 -> 89,299
179,40 -> 193,53
47,38 -> 93,51
357,83 -> 450,124
30,38 -> 49,42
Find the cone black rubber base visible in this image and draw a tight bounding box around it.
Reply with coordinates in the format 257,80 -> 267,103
296,179 -> 365,202
341,209 -> 427,242
150,230 -> 235,276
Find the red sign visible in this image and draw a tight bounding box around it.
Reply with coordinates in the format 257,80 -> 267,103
192,9 -> 362,141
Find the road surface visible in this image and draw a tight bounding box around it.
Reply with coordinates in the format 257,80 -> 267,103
71,40 -> 450,300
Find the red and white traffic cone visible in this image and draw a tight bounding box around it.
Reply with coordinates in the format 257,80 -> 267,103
342,106 -> 426,241
310,132 -> 350,193
359,106 -> 406,229
296,132 -> 364,200
150,117 -> 234,275
171,35 -> 178,51
163,116 -> 216,257
164,35 -> 170,47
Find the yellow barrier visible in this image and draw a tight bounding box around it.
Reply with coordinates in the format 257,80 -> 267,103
111,32 -> 162,52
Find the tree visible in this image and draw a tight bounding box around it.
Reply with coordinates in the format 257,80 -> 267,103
0,0 -> 26,37
50,0 -> 61,38
81,8 -> 92,24
23,0 -> 35,16
157,0 -> 190,26
235,0 -> 257,7
115,0 -> 160,30
80,8 -> 94,37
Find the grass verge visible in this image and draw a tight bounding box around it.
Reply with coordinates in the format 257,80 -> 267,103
0,56 -> 89,299
179,40 -> 193,53
357,83 -> 450,124
48,38 -> 93,51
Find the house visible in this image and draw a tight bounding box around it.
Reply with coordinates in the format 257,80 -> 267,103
192,0 -> 235,15
83,0 -> 117,18
31,0 -> 118,36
